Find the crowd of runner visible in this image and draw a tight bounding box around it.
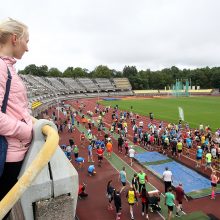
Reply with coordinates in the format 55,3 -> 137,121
45,100 -> 219,220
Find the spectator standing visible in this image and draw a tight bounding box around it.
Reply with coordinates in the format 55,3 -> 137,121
0,18 -> 33,220
163,167 -> 173,193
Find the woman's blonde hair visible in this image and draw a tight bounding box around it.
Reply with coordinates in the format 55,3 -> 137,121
0,17 -> 28,44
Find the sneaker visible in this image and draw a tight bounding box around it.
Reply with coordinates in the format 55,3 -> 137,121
142,212 -> 144,216
176,213 -> 181,217
146,214 -> 149,219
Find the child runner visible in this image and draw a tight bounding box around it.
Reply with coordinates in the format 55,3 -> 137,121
165,187 -> 175,220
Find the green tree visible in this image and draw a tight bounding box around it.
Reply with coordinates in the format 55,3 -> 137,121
92,65 -> 113,78
21,64 -> 39,75
37,65 -> 48,76
63,67 -> 74,77
211,68 -> 220,88
48,68 -> 62,77
123,66 -> 138,77
72,67 -> 87,78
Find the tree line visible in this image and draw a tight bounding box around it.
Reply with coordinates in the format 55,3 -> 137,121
19,64 -> 220,90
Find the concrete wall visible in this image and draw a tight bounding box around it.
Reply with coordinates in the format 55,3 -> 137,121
15,119 -> 78,220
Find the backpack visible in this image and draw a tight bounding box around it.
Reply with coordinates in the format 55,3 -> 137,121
0,66 -> 12,177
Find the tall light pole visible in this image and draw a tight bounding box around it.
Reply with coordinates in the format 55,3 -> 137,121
98,90 -> 100,103
57,96 -> 59,120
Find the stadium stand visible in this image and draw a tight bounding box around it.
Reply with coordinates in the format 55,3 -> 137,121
76,78 -> 99,92
59,77 -> 86,93
45,77 -> 69,94
94,78 -> 115,91
19,75 -> 49,97
112,78 -> 132,91
31,76 -> 57,94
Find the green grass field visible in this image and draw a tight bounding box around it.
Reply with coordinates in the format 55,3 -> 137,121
101,96 -> 220,131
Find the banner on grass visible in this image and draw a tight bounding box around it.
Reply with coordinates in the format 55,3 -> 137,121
178,107 -> 184,121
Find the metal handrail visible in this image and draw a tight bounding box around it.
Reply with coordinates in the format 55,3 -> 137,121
0,123 -> 59,219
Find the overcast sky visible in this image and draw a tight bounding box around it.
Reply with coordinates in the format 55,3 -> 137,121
1,0 -> 220,72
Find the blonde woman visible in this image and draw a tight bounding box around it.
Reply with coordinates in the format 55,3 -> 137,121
0,18 -> 33,218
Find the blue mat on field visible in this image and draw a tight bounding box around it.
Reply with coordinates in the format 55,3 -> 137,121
102,98 -> 121,101
148,161 -> 211,194
134,152 -> 169,163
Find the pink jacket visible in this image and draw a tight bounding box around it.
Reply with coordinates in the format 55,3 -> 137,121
0,57 -> 33,162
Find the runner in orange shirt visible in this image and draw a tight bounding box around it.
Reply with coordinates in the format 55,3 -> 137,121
106,140 -> 113,159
